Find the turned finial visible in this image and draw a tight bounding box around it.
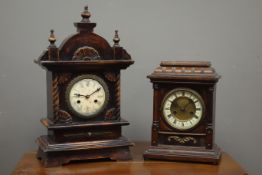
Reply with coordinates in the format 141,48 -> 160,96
81,5 -> 91,22
48,29 -> 56,45
113,30 -> 120,47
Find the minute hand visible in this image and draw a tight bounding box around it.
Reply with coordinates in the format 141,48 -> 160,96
86,87 -> 101,98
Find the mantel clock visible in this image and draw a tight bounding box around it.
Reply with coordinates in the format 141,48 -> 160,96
35,6 -> 134,167
144,61 -> 221,164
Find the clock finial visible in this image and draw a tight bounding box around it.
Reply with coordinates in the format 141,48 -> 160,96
48,29 -> 56,45
113,30 -> 120,47
74,5 -> 96,32
81,5 -> 91,23
48,29 -> 59,60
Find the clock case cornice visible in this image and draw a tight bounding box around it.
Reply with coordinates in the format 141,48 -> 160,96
148,61 -> 220,83
39,60 -> 134,71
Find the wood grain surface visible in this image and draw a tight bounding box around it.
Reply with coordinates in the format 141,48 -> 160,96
12,142 -> 247,175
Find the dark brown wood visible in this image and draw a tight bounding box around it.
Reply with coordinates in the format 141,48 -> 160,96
36,136 -> 133,167
12,142 -> 248,175
41,118 -> 129,142
144,144 -> 221,164
40,60 -> 134,71
144,61 -> 221,163
35,5 -> 134,167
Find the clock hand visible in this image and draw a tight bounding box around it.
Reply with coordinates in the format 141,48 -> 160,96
183,102 -> 191,111
180,100 -> 190,111
74,93 -> 87,98
85,87 -> 101,98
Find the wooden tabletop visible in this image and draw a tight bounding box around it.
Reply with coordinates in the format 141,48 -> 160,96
12,142 -> 247,175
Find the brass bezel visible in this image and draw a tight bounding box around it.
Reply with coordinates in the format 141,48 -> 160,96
161,88 -> 205,131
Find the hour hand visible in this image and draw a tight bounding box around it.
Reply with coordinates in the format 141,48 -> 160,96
180,100 -> 190,111
74,93 -> 86,98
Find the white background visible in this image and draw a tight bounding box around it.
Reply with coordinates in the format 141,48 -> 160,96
0,0 -> 262,174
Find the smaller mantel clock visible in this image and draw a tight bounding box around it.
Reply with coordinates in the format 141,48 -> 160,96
144,61 -> 221,164
35,5 -> 134,167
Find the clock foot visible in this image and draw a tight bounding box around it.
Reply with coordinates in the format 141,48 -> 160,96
110,147 -> 132,161
37,148 -> 71,167
36,135 -> 134,167
143,144 -> 221,164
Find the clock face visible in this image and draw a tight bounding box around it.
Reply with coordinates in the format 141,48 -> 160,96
66,75 -> 109,119
162,88 -> 204,130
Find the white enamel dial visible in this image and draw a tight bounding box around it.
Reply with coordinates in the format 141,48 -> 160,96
162,88 -> 204,130
66,75 -> 109,119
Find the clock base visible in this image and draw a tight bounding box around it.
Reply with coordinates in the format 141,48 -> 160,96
36,135 -> 133,167
143,144 -> 221,164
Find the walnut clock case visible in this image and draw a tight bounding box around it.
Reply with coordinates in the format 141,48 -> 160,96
35,6 -> 134,167
143,61 -> 221,164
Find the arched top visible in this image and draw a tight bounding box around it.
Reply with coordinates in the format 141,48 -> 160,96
37,5 -> 132,62
59,32 -> 113,60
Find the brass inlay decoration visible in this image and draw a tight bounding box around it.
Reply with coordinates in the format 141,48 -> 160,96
168,136 -> 197,144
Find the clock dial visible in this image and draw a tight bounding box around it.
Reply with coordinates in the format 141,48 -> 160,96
162,88 -> 204,130
66,75 -> 109,119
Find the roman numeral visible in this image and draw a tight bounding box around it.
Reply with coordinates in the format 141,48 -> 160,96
196,108 -> 201,110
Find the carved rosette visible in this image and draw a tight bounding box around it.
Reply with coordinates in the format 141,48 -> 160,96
58,73 -> 72,85
73,46 -> 100,60
105,108 -> 116,120
104,72 -> 118,82
57,110 -> 72,123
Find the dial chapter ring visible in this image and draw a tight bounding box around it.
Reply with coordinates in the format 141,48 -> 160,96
161,88 -> 205,131
65,74 -> 109,119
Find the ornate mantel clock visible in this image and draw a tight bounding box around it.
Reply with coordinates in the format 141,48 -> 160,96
35,6 -> 134,167
144,61 -> 221,164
